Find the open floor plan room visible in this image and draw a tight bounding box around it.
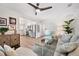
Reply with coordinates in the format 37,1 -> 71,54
0,3 -> 79,56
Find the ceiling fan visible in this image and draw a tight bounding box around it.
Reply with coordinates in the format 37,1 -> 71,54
27,3 -> 52,15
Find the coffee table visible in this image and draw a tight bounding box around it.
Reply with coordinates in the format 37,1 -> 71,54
32,39 -> 57,56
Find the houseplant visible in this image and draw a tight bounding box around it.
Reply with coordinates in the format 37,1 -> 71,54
63,19 -> 74,34
0,27 -> 9,35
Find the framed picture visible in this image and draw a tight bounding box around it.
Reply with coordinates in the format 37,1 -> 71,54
9,17 -> 16,25
0,17 -> 7,26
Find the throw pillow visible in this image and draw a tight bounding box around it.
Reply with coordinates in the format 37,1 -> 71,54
4,44 -> 16,56
0,45 -> 4,52
56,42 -> 77,54
57,34 -> 72,46
61,34 -> 72,43
0,50 -> 5,56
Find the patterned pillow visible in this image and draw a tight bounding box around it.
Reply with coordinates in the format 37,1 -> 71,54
61,34 -> 72,43
57,34 -> 72,46
4,44 -> 16,56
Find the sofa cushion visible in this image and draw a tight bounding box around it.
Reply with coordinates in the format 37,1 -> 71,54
56,42 -> 77,54
16,47 -> 37,56
4,44 -> 16,56
68,47 -> 79,56
0,50 -> 5,56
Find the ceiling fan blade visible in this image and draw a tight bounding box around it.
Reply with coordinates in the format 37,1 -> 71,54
27,3 -> 38,9
40,6 -> 52,11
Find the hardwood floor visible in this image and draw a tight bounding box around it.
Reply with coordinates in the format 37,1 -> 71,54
20,36 -> 41,49
20,35 -> 58,56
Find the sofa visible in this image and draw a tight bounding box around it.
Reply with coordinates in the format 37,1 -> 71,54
16,47 -> 37,56
54,33 -> 79,56
0,44 -> 37,56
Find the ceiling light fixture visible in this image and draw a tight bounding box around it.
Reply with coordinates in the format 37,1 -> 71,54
36,9 -> 40,13
35,9 -> 40,15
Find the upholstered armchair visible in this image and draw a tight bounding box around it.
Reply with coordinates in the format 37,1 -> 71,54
54,33 -> 79,56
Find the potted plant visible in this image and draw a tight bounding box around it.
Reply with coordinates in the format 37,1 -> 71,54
0,27 -> 9,35
63,19 -> 74,34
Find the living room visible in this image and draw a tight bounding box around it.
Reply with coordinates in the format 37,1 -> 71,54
0,3 -> 79,56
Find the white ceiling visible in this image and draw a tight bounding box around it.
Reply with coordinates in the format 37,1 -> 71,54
0,3 -> 79,24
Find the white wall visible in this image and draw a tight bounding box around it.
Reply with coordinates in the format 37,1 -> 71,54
71,16 -> 79,35
0,6 -> 44,35
38,4 -> 79,34
0,7 -> 32,35
0,7 -> 20,34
